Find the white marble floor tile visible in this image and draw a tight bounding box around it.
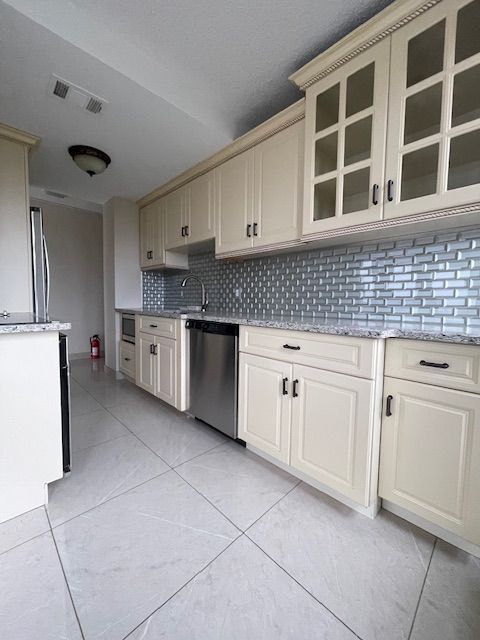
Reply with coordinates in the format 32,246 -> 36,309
71,407 -> 129,453
411,540 -> 480,640
48,434 -> 169,527
110,400 -> 227,466
248,484 -> 434,640
54,472 -> 239,640
176,442 -> 298,530
86,378 -> 152,409
70,388 -> 103,416
127,534 -> 355,640
0,531 -> 82,639
0,507 -> 50,556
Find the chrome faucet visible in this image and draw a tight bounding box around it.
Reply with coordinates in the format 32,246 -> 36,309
180,275 -> 209,312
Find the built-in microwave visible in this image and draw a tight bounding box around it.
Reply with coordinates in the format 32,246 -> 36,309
121,313 -> 135,344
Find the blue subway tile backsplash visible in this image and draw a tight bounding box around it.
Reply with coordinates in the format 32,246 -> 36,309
142,228 -> 480,326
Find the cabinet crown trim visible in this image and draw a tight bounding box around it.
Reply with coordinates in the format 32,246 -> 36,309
289,0 -> 442,90
137,99 -> 305,208
0,123 -> 40,147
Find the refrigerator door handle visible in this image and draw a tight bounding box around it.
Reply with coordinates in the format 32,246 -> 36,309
43,234 -> 50,320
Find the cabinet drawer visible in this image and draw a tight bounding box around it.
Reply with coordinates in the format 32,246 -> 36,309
119,341 -> 135,378
240,326 -> 376,379
138,315 -> 177,339
385,339 -> 480,394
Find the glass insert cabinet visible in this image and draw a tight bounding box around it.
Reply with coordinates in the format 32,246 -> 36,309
303,0 -> 480,235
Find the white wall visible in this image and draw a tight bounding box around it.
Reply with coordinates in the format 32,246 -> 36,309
103,197 -> 141,370
32,199 -> 104,356
0,137 -> 32,312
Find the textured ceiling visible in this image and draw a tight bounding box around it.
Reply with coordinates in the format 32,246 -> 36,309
1,0 -> 394,207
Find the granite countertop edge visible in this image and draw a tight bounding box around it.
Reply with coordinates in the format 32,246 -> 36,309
0,321 -> 71,334
116,308 -> 480,345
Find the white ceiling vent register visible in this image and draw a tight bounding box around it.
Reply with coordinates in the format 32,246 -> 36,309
47,74 -> 108,115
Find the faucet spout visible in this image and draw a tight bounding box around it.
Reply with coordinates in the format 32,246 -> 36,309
180,275 -> 209,312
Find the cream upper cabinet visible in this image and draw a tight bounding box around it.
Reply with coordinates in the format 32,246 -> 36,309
385,0 -> 480,219
238,353 -> 292,463
139,200 -> 164,268
186,170 -> 215,245
215,148 -> 254,254
253,120 -> 304,248
379,376 -> 480,545
302,40 -> 390,236
290,365 -> 374,506
164,187 -> 186,250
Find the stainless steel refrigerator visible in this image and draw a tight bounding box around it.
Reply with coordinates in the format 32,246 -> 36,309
30,206 -> 71,472
30,206 -> 50,320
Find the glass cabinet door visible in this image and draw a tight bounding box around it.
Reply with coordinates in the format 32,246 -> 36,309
303,39 -> 390,235
385,0 -> 480,219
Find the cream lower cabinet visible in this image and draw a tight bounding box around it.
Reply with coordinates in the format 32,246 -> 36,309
238,354 -> 292,463
290,365 -> 374,505
379,377 -> 480,545
238,327 -> 379,508
135,316 -> 182,408
119,340 -> 135,379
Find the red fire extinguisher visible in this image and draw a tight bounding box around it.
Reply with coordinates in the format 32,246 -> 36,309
90,335 -> 100,359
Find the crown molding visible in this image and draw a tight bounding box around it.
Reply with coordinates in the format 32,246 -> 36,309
0,123 -> 40,147
289,0 -> 442,90
137,99 -> 305,208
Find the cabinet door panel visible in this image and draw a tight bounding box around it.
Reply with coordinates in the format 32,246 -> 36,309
215,149 -> 254,254
139,204 -> 154,268
253,121 -> 303,248
154,337 -> 176,407
303,39 -> 389,236
136,332 -> 155,394
164,188 -> 185,250
187,171 -> 215,244
385,0 -> 480,219
379,377 -> 480,544
291,365 -> 374,505
238,354 -> 292,463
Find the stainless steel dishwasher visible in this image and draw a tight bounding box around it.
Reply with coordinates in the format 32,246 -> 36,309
186,319 -> 239,439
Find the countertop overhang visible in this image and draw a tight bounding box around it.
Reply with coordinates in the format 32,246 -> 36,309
116,308 -> 480,345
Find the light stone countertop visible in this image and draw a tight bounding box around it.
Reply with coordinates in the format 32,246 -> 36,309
116,307 -> 480,345
0,318 -> 71,334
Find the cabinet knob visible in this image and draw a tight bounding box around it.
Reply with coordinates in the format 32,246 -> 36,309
386,394 -> 393,417
372,183 -> 379,206
283,344 -> 301,351
419,360 -> 449,369
246,224 -> 252,238
282,377 -> 288,395
253,222 -> 258,237
292,379 -> 299,398
387,179 -> 394,202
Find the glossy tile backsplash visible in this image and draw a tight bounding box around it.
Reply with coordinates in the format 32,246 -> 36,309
142,228 -> 480,326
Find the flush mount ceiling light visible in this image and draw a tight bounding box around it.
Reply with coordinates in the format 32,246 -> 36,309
68,145 -> 111,177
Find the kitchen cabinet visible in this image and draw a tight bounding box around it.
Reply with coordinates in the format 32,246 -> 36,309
290,365 -> 374,505
164,187 -> 185,250
215,149 -> 254,254
238,326 -> 380,509
119,340 -> 135,379
139,200 -> 162,268
136,332 -> 155,395
238,353 -> 292,463
379,376 -> 480,545
302,39 -> 390,235
253,121 -> 304,248
135,316 -> 182,409
385,0 -> 480,219
186,171 -> 215,245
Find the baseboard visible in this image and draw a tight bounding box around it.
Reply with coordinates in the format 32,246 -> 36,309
382,499 -> 480,558
68,351 -> 93,360
246,443 -> 380,519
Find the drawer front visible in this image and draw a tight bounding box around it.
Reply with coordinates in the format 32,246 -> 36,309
138,315 -> 177,339
240,326 -> 376,379
386,339 -> 480,394
119,341 -> 135,378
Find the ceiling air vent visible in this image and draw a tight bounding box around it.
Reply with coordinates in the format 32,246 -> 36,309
47,74 -> 108,115
53,79 -> 69,99
45,190 -> 67,199
85,97 -> 103,115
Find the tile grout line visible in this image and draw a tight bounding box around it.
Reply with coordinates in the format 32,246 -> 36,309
120,535 -> 242,640
245,532 -> 364,640
44,507 -> 86,640
407,537 -> 438,640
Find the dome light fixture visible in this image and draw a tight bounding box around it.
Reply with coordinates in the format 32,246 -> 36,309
68,145 -> 111,177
